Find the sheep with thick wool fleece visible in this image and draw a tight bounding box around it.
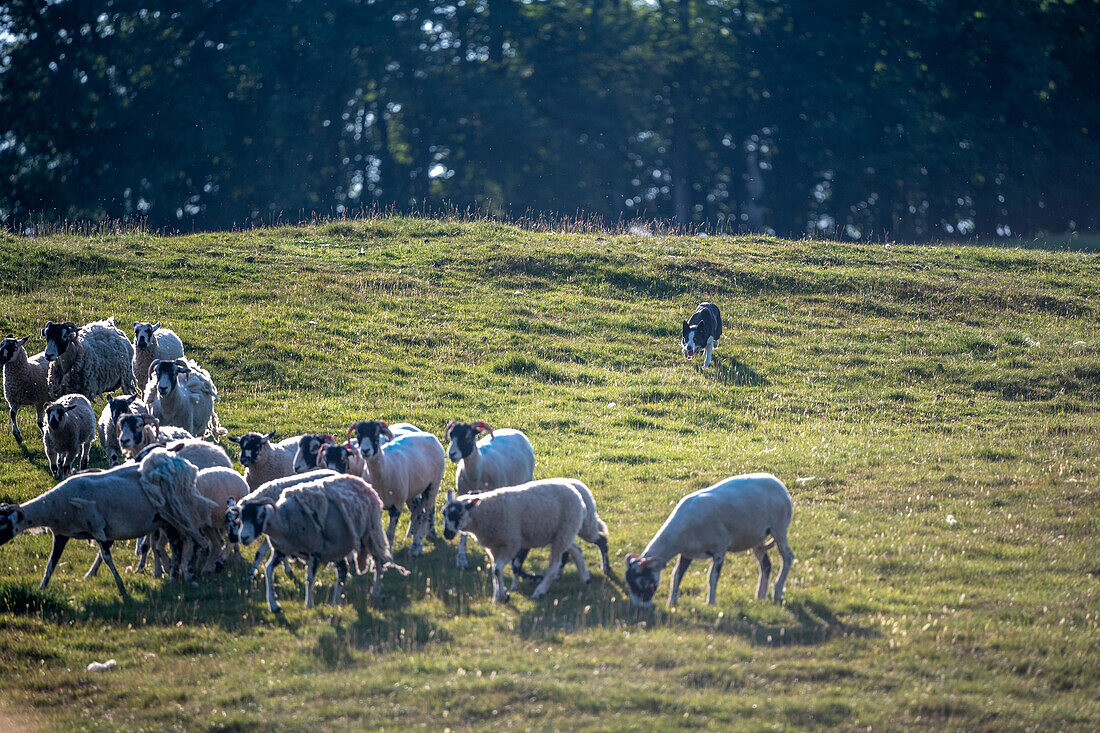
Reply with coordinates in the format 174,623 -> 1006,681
42,318 -> 136,401
510,477 -> 613,584
0,449 -> 213,596
1,335 -> 50,444
624,472 -> 795,608
42,393 -> 96,479
350,421 -> 445,557
191,467 -> 250,574
229,431 -> 307,490
143,358 -> 225,438
132,321 -> 185,393
442,479 -> 592,603
232,473 -> 406,612
444,421 -> 535,569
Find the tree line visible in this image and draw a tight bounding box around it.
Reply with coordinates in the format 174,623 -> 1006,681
2,0 -> 1097,239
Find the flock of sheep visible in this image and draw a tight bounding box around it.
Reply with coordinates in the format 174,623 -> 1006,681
0,316 -> 795,613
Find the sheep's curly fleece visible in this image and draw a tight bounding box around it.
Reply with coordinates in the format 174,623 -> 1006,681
48,318 -> 135,400
138,448 -> 212,543
281,480 -> 375,575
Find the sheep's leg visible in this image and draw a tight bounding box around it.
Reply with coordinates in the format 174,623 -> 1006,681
9,407 -> 21,443
531,542 -> 568,600
772,533 -> 795,603
35,405 -> 44,430
135,534 -> 151,573
201,528 -> 225,574
407,487 -> 434,557
304,557 -> 319,609
511,549 -> 542,584
369,554 -> 385,602
96,540 -> 130,597
385,505 -> 400,548
594,535 -> 613,576
566,542 -> 590,585
489,553 -> 510,603
248,540 -> 270,582
265,549 -> 285,613
706,554 -> 725,606
85,550 -> 102,578
79,440 -> 91,470
669,556 -> 692,605
332,559 -> 348,606
456,534 -> 470,569
753,545 -> 772,600
39,534 -> 70,590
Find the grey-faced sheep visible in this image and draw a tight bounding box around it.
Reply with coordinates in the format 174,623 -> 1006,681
344,421 -> 445,556
1,335 -> 50,444
444,420 -> 535,569
132,321 -> 185,393
624,473 -> 795,608
442,480 -> 592,603
97,393 -> 150,467
292,432 -> 335,474
229,431 -> 309,490
231,472 -> 406,612
42,393 -> 97,479
143,358 -> 225,438
0,448 -> 214,596
42,318 -> 136,401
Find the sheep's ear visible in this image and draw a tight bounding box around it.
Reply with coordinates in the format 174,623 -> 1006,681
64,403 -> 80,412
443,420 -> 455,440
262,431 -> 276,443
226,435 -> 241,444
445,489 -> 456,503
17,336 -> 29,346
152,322 -> 161,330
41,322 -> 51,338
42,402 -> 51,411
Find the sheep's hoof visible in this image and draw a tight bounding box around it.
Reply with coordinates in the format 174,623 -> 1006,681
270,604 -> 282,613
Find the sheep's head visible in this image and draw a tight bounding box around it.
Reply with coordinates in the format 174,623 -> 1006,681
228,431 -> 275,467
107,393 -> 141,421
624,554 -> 663,607
0,335 -> 29,365
44,399 -> 82,431
350,420 -> 392,458
133,321 -> 161,351
293,433 -> 333,473
236,499 -> 275,545
444,420 -> 493,463
117,413 -> 158,454
41,321 -> 78,362
317,442 -> 357,474
441,489 -> 478,540
0,503 -> 30,545
150,358 -> 190,397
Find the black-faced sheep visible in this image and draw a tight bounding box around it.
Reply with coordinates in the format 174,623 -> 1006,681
42,393 -> 97,479
143,358 -> 225,438
132,321 -> 185,393
229,431 -> 308,490
292,433 -> 335,474
115,413 -> 193,460
42,318 -> 136,401
624,473 -> 795,607
1,335 -> 50,444
97,393 -> 150,467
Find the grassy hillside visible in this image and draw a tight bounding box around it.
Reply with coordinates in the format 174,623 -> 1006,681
0,217 -> 1097,731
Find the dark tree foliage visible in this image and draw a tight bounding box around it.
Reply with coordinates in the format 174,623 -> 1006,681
1,0 -> 1097,239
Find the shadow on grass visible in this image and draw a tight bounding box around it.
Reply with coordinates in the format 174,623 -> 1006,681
708,356 -> 767,387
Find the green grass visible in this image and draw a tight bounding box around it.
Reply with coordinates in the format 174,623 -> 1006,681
0,216 -> 1098,731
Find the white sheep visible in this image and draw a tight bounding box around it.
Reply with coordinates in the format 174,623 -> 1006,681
441,480 -> 592,603
1,335 -> 50,444
510,478 -> 613,584
232,472 -> 406,612
624,473 -> 795,607
228,431 -> 308,490
42,318 -> 136,401
132,321 -> 185,393
42,393 -> 96,479
115,413 -> 193,460
443,420 -> 535,569
96,393 -> 150,467
341,421 -> 445,556
0,448 -> 214,596
143,358 -> 226,438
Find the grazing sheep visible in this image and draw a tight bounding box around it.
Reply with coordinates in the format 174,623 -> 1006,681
97,393 -> 150,467
444,420 -> 535,569
624,473 -> 795,607
0,449 -> 213,596
232,473 -> 406,612
42,394 -> 96,479
441,480 -> 591,603
1,335 -> 50,444
229,431 -> 308,490
143,358 -> 226,438
132,322 -> 185,393
351,421 -> 445,556
115,413 -> 192,460
292,432 -> 335,474
42,318 -> 136,401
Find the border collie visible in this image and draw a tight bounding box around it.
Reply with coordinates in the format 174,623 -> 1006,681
681,302 -> 722,367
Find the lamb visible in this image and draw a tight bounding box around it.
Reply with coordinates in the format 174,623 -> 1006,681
291,432 -> 335,474
97,393 -> 150,467
229,431 -> 309,490
42,318 -> 136,401
1,335 -> 50,444
132,321 -> 185,393
624,473 -> 795,607
42,393 -> 97,479
231,472 -> 406,612
443,420 -> 535,569
116,413 -> 192,459
441,480 -> 592,603
143,358 -> 226,438
349,420 -> 445,556
0,448 -> 214,596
